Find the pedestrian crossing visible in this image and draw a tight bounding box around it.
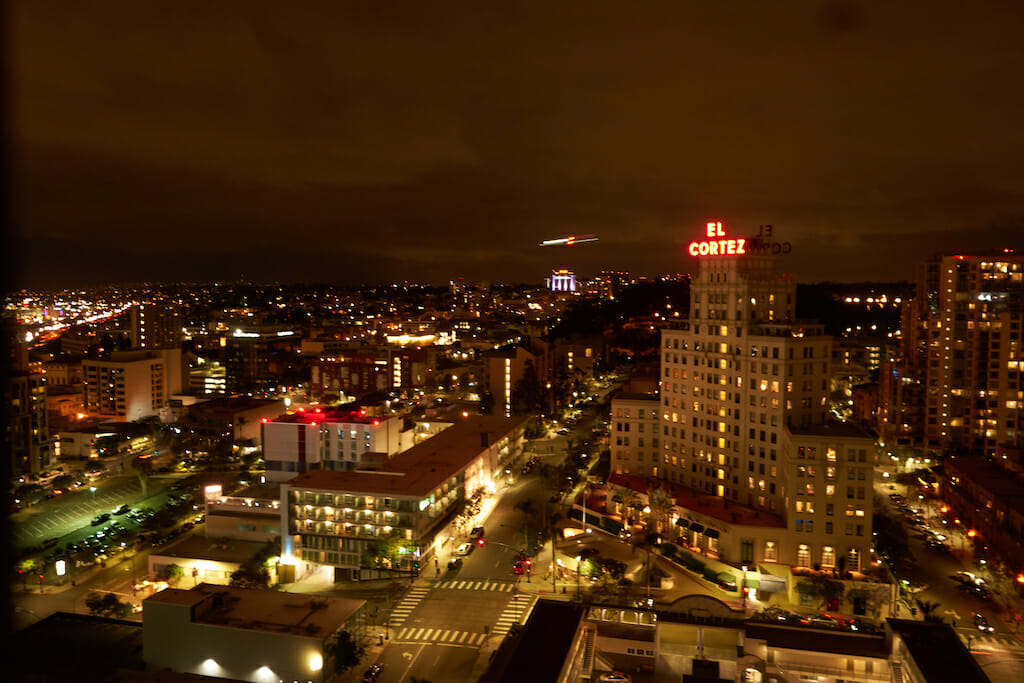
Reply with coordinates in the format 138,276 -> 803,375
435,579 -> 517,592
964,633 -> 1024,651
493,594 -> 536,637
392,626 -> 489,647
388,586 -> 430,628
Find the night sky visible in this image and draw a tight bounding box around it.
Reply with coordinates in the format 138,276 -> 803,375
9,2 -> 1024,289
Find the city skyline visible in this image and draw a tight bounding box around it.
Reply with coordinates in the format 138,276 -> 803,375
9,2 -> 1024,289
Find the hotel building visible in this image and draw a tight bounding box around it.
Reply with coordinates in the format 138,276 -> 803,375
611,223 -> 877,572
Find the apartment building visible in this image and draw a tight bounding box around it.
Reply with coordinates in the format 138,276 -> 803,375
279,415 -> 525,582
882,252 -> 1024,455
81,348 -> 185,422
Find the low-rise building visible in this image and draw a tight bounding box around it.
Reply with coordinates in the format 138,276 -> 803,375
147,535 -> 278,588
143,584 -> 366,683
280,415 -> 525,582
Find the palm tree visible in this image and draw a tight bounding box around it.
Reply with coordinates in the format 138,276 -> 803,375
647,485 -> 675,534
914,598 -> 944,623
618,488 -> 641,525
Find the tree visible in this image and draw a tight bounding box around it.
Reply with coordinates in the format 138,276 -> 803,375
647,485 -> 675,534
156,563 -> 185,586
85,591 -> 135,619
915,598 -> 944,623
510,359 -> 544,416
325,630 -> 363,676
230,541 -> 279,588
17,559 -> 39,589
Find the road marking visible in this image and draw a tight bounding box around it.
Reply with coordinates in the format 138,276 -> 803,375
392,629 -> 486,648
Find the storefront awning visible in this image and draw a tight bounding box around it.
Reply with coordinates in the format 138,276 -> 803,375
705,528 -> 720,539
675,518 -> 690,528
689,522 -> 705,534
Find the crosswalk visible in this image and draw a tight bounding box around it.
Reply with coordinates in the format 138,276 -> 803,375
493,594 -> 536,637
392,626 -> 489,647
434,579 -> 517,592
388,586 -> 430,628
964,632 -> 1024,651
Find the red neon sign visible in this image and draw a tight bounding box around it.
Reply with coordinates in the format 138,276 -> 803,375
688,221 -> 746,257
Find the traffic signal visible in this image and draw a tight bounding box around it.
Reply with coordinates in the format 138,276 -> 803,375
476,537 -> 486,546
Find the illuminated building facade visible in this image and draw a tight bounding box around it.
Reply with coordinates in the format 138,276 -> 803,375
880,252 -> 1024,455
909,253 -> 1023,455
143,584 -> 365,683
279,415 -> 525,582
548,268 -> 577,292
261,408 -> 402,482
612,223 -> 876,570
8,372 -> 56,476
81,349 -> 185,422
130,301 -> 183,349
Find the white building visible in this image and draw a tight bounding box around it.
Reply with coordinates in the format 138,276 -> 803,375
81,349 -> 185,422
261,407 -> 402,482
143,583 -> 365,683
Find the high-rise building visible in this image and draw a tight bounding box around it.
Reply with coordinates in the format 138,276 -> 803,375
611,222 -> 877,571
7,371 -> 56,476
81,349 -> 185,422
882,252 -> 1024,456
130,301 -> 183,350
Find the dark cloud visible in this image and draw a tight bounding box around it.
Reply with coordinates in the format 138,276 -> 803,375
9,1 -> 1024,288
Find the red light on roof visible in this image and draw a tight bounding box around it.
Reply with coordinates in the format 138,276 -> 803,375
311,421 -> 317,427
315,407 -> 321,413
372,420 -> 380,426
297,407 -> 305,412
360,409 -> 366,415
261,417 -> 268,423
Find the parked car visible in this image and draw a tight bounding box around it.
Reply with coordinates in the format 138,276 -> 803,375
512,560 -> 530,574
91,513 -> 110,526
808,613 -> 842,629
598,673 -> 632,683
470,526 -> 485,540
447,557 -> 463,570
455,543 -> 473,556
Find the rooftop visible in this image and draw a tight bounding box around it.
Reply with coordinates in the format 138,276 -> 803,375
269,406 -> 390,425
287,414 -> 526,498
745,622 -> 887,659
13,612 -> 145,683
150,534 -> 272,564
144,583 -> 363,640
885,619 -> 989,683
609,474 -> 786,528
